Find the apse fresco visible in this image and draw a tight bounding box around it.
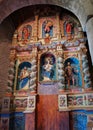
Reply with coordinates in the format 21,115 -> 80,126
64,57 -> 82,89
17,62 -> 32,90
40,53 -> 56,81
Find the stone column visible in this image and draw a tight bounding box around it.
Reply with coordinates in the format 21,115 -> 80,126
33,15 -> 38,41
57,55 -> 65,91
56,13 -> 61,39
7,49 -> 16,94
86,17 -> 93,64
80,44 -> 92,90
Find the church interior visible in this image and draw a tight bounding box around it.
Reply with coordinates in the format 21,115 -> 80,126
0,0 -> 93,130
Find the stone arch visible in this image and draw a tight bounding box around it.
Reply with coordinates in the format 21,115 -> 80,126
0,0 -> 92,30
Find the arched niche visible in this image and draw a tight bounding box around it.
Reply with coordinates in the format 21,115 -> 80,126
39,53 -> 56,81
0,1 -> 90,30
16,61 -> 31,90
64,57 -> 82,89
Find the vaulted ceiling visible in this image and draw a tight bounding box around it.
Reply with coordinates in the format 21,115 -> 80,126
0,0 -> 93,41
0,0 -> 93,27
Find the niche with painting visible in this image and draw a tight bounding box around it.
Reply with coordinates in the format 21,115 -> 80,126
64,57 -> 82,89
39,53 -> 56,82
16,62 -> 32,90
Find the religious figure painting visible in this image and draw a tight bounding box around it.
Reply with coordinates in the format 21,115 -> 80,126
63,19 -> 74,36
22,25 -> 32,40
18,24 -> 32,43
63,17 -> 81,38
42,20 -> 53,38
17,62 -> 32,90
64,57 -> 82,89
40,53 -> 56,81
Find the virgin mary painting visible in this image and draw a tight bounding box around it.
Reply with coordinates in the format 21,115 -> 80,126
40,53 -> 56,81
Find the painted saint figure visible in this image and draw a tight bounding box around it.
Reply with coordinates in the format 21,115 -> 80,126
42,57 -> 54,81
44,20 -> 53,33
43,20 -> 53,38
65,62 -> 78,87
64,20 -> 74,38
22,27 -> 29,40
19,67 -> 30,89
66,22 -> 72,34
22,25 -> 31,42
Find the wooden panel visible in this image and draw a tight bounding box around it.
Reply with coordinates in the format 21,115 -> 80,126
25,112 -> 35,130
36,95 -> 69,130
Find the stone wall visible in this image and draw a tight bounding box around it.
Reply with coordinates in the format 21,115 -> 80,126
0,41 -> 10,98
0,0 -> 93,30
0,16 -> 14,98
